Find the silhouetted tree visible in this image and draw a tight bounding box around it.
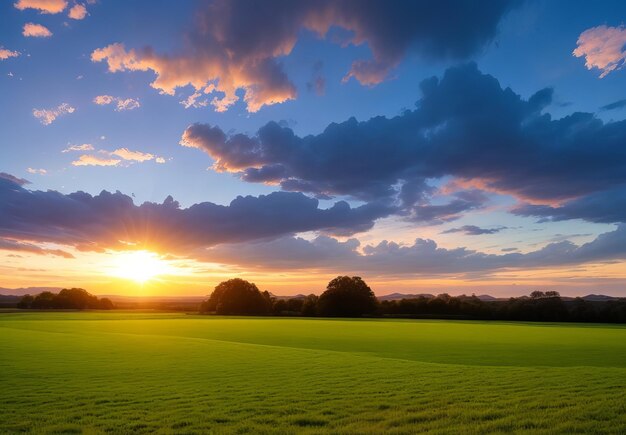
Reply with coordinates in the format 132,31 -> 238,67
317,276 -> 378,317
301,294 -> 318,317
56,288 -> 100,309
31,291 -> 57,309
16,294 -> 34,309
18,288 -> 112,310
272,299 -> 288,315
99,297 -> 115,310
200,278 -> 271,315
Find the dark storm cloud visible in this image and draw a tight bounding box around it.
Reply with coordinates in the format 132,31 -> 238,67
181,63 -> 626,224
410,191 -> 489,224
93,0 -> 519,111
0,172 -> 30,186
0,176 -> 392,253
600,98 -> 626,111
442,225 -> 507,236
202,224 -> 626,275
512,186 -> 626,224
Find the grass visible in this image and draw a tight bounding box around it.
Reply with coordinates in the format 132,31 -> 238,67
1,312 -> 625,434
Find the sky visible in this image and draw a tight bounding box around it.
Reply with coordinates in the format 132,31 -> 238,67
1,0 -> 626,297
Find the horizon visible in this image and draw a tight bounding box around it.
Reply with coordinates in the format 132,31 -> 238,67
2,0 -> 626,297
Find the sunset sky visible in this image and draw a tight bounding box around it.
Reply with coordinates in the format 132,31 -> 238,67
1,0 -> 626,297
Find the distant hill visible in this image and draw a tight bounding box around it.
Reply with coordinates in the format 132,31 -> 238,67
476,294 -> 501,301
581,294 -> 622,301
0,287 -> 62,296
378,293 -> 435,301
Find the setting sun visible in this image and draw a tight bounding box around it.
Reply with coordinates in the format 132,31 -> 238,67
109,251 -> 168,284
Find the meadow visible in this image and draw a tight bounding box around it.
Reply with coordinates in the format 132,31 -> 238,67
1,312 -> 625,434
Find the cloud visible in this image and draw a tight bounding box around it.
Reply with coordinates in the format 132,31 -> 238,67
2,171 -> 624,276
93,95 -> 114,105
111,148 -> 154,162
91,0 -> 519,112
513,186 -> 626,224
410,190 -> 489,224
23,23 -> 53,38
27,168 -> 47,175
180,63 -> 626,225
573,25 -> 626,78
116,98 -> 140,111
32,103 -> 75,125
93,95 -> 140,111
71,155 -> 121,167
68,3 -> 86,19
442,225 -> 507,236
306,61 -> 326,96
180,91 -> 209,109
201,224 -> 626,276
65,145 -> 162,166
0,238 -> 73,258
0,47 -> 20,60
62,143 -> 94,152
0,172 -> 30,186
0,175 -> 392,254
14,0 -> 67,14
600,98 -> 626,111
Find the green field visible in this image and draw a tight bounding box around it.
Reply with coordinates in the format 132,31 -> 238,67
1,312 -> 626,434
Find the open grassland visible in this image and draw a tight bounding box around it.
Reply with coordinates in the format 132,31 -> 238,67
1,312 -> 625,434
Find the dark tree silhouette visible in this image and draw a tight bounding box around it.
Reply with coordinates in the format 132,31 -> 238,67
99,297 -> 115,310
300,294 -> 318,317
16,294 -> 34,309
18,288 -> 114,310
317,276 -> 378,317
31,291 -> 57,309
56,288 -> 100,309
200,278 -> 271,315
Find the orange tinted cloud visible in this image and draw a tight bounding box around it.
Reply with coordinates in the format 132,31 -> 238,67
0,47 -> 20,60
91,43 -> 296,113
71,154 -> 121,167
574,25 -> 626,78
23,23 -> 53,38
91,1 -> 517,112
111,148 -> 154,162
93,94 -> 140,111
32,103 -> 74,125
27,168 -> 47,175
0,238 -> 73,258
14,0 -> 67,14
68,3 -> 87,19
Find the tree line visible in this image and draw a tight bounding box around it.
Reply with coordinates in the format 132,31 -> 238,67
14,278 -> 626,323
200,277 -> 626,323
17,288 -> 114,310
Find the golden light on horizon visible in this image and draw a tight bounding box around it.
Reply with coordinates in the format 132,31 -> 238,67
108,250 -> 170,284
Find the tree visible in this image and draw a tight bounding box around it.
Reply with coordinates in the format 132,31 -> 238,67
56,288 -> 100,309
300,294 -> 318,317
317,276 -> 378,317
18,289 -> 113,310
16,294 -> 34,309
200,278 -> 271,315
31,291 -> 57,309
99,297 -> 115,310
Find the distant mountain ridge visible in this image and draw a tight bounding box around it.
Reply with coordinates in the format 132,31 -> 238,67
0,288 -> 623,302
376,293 -> 624,302
0,287 -> 62,296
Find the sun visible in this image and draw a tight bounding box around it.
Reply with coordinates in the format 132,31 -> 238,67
109,250 -> 167,284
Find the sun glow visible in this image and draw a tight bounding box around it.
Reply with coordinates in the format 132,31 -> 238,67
109,250 -> 169,283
